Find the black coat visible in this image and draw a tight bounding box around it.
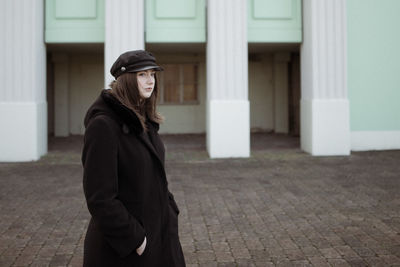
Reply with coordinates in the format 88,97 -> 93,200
82,90 -> 185,267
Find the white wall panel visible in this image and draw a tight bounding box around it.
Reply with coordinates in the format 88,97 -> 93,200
69,56 -> 104,135
249,60 -> 274,132
53,54 -> 69,137
273,53 -> 290,134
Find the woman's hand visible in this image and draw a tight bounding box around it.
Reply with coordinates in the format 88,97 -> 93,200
136,236 -> 147,256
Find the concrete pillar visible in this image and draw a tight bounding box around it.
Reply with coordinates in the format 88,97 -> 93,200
104,0 -> 145,87
301,0 -> 350,155
206,0 -> 249,158
273,53 -> 290,134
52,54 -> 70,137
0,0 -> 47,161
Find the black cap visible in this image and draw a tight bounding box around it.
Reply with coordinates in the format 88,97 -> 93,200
110,50 -> 163,79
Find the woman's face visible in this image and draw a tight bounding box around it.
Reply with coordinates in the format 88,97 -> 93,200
137,69 -> 156,99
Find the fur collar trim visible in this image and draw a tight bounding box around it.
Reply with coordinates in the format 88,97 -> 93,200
100,90 -> 159,134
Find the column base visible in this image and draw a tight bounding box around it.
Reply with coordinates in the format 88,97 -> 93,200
0,102 -> 47,161
207,100 -> 250,158
351,131 -> 400,151
301,98 -> 350,156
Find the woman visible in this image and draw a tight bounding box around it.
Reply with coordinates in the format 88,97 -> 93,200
82,50 -> 186,267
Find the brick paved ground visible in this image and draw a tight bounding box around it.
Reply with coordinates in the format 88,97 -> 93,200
1,133 -> 400,266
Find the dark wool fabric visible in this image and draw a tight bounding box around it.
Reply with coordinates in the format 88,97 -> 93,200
82,90 -> 185,267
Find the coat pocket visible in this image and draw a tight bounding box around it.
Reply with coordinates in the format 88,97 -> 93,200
168,192 -> 180,215
123,201 -> 146,233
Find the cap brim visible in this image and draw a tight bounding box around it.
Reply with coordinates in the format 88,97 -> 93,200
130,65 -> 163,72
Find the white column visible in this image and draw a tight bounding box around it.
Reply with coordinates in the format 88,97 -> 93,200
52,54 -> 70,137
300,0 -> 350,155
273,53 -> 290,134
0,0 -> 47,162
104,0 -> 145,87
206,0 -> 249,158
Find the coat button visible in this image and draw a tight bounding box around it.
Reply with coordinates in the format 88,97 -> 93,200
121,66 -> 126,71
122,124 -> 130,134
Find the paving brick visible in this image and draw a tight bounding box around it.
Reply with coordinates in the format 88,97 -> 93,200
56,245 -> 76,255
380,254 -> 400,265
345,257 -> 368,267
194,240 -> 212,251
363,256 -> 388,266
183,251 -> 197,264
211,241 -> 230,252
12,253 -> 35,266
214,251 -> 234,263
231,247 -> 251,259
307,256 -> 330,267
319,247 -> 342,259
274,258 -> 292,267
284,248 -> 306,261
0,256 -> 16,267
244,238 -> 264,250
49,254 -> 72,267
235,258 -> 256,266
199,262 -> 217,267
67,255 -> 83,267
301,246 -> 321,257
279,238 -> 299,250
291,260 -> 312,267
351,246 -> 376,257
327,258 -> 351,266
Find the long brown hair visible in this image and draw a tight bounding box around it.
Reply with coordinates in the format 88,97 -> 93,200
109,72 -> 164,131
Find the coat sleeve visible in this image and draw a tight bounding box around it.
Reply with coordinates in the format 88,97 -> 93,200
82,116 -> 145,258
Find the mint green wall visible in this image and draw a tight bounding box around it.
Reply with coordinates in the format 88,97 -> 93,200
248,0 -> 302,43
348,0 -> 400,131
145,0 -> 206,43
45,0 -> 301,44
45,0 -> 105,43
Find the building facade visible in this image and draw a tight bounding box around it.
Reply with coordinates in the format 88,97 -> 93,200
1,0 -> 399,161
